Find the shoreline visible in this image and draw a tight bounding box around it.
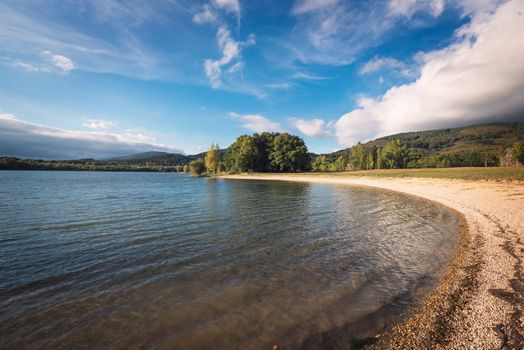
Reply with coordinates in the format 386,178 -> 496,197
220,173 -> 524,349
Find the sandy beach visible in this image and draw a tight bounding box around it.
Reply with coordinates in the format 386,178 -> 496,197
221,173 -> 524,349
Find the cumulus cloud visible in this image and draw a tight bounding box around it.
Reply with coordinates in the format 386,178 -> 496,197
82,118 -> 118,130
229,112 -> 281,133
290,118 -> 333,138
335,0 -> 524,147
0,114 -> 183,160
359,57 -> 406,75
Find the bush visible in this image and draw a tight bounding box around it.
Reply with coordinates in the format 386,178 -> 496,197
190,158 -> 206,176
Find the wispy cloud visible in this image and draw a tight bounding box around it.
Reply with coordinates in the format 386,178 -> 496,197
82,118 -> 118,130
212,0 -> 240,17
335,0 -> 524,146
291,0 -> 339,15
199,14 -> 255,89
289,117 -> 333,138
229,112 -> 281,133
359,57 -> 405,75
291,71 -> 330,81
0,114 -> 184,159
193,4 -> 218,24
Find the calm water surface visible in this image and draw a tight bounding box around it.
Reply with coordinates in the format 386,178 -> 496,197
0,171 -> 459,349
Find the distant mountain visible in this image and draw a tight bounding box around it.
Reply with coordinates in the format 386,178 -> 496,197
105,151 -> 177,161
325,122 -> 524,161
103,149 -> 229,166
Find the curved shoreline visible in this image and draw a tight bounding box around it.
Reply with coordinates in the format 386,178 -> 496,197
220,174 -> 524,349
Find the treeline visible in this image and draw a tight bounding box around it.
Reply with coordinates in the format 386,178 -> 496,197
0,157 -> 184,172
313,140 -> 524,171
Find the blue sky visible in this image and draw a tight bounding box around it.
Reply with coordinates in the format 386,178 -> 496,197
1,0 -> 523,159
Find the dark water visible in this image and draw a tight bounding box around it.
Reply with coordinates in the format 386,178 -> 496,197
0,171 -> 459,349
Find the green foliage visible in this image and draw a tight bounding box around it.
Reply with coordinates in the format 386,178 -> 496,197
513,142 -> 524,165
349,143 -> 367,170
270,133 -> 310,172
205,143 -> 220,175
189,158 -> 206,176
223,135 -> 259,172
381,139 -> 409,169
183,164 -> 189,173
224,132 -> 310,173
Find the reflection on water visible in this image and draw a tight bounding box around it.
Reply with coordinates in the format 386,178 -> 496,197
0,171 -> 459,349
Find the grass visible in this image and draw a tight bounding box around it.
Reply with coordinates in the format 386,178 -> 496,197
286,167 -> 524,182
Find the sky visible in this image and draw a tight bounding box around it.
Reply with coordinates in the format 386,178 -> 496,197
1,0 -> 524,159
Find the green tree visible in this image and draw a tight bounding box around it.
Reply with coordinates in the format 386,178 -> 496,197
270,133 -> 310,172
223,135 -> 259,173
512,142 -> 524,165
183,164 -> 189,173
381,140 -> 409,169
252,132 -> 276,171
333,155 -> 347,171
349,143 -> 367,170
205,143 -> 220,175
190,158 -> 206,176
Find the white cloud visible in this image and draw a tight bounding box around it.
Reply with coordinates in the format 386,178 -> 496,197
15,62 -> 40,72
388,0 -> 418,18
335,0 -> 524,147
266,83 -> 290,90
0,114 -> 184,159
292,0 -> 338,15
290,118 -> 333,138
388,0 -> 446,18
212,0 -> 240,16
204,59 -> 222,88
203,25 -> 253,88
227,61 -> 244,74
193,4 -> 217,24
229,112 -> 281,133
291,71 -> 330,80
50,54 -> 75,71
82,118 -> 118,130
430,0 -> 446,17
359,57 -> 405,75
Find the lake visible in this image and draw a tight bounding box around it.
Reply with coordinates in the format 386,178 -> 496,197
0,171 -> 459,349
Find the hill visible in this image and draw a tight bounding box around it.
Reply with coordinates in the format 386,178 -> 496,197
325,122 -> 524,167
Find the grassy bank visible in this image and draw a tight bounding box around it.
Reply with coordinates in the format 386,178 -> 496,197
237,167 -> 524,182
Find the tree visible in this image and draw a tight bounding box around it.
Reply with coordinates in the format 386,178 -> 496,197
253,132 -> 276,171
190,158 -> 206,176
513,142 -> 524,165
349,143 -> 367,170
205,143 -> 220,175
269,133 -> 310,172
183,164 -> 190,173
381,140 -> 409,169
333,155 -> 347,171
223,135 -> 259,173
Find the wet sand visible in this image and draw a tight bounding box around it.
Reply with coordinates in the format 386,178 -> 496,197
221,173 -> 524,349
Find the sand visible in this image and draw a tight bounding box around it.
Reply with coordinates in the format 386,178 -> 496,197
220,173 -> 524,349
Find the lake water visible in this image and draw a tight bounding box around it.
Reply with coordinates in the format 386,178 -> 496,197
0,171 -> 459,349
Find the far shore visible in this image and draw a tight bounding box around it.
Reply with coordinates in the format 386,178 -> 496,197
220,172 -> 524,349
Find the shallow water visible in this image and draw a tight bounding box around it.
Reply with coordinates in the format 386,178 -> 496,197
0,171 -> 459,349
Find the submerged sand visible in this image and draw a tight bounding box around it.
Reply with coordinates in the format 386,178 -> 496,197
221,173 -> 524,349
